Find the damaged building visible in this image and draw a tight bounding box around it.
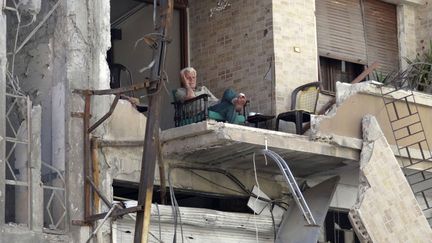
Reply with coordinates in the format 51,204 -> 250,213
1,0 -> 432,242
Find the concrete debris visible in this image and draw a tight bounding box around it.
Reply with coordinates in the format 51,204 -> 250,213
335,81 -> 380,106
18,0 -> 41,16
349,115 -> 432,242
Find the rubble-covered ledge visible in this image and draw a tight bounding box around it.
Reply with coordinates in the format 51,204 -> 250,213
161,120 -> 360,163
312,81 -> 432,143
335,81 -> 432,108
312,81 -> 432,169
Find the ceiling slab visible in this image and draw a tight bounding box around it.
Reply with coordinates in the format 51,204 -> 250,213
161,121 -> 361,177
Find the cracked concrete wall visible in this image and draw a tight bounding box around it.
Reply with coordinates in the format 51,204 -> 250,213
4,0 -> 112,241
349,115 -> 432,242
98,101 -> 146,209
311,82 -> 432,151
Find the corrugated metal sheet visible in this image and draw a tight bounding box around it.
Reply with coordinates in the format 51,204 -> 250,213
316,0 -> 367,64
114,204 -> 280,243
364,0 -> 399,74
316,0 -> 399,74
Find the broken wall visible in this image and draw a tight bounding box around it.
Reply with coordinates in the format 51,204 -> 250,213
349,115 -> 432,242
189,0 -> 275,115
3,0 -> 112,241
312,82 -> 432,151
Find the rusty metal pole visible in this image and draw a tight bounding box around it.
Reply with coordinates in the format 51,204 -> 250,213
134,1 -> 173,242
84,94 -> 92,220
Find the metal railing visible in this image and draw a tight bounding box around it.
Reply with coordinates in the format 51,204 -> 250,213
42,161 -> 67,233
4,93 -> 31,226
380,86 -> 432,226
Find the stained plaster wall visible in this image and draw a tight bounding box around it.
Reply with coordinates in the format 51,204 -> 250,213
415,0 -> 432,53
188,0 -> 275,115
3,0 -> 113,242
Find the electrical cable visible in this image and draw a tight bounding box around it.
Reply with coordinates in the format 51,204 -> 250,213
171,166 -> 289,210
168,167 -> 184,243
188,170 -> 244,195
252,152 -> 261,243
155,203 -> 162,241
269,202 -> 277,241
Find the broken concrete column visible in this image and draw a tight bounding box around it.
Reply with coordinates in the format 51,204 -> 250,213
30,105 -> 43,231
14,104 -> 43,229
349,115 -> 432,242
14,126 -> 28,224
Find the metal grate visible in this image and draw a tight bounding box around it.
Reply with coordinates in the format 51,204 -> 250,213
4,93 -> 31,226
42,162 -> 67,233
380,87 -> 432,226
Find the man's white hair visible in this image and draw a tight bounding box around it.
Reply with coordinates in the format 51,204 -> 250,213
180,67 -> 196,76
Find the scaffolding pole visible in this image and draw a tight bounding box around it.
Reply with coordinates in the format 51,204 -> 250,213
134,1 -> 173,242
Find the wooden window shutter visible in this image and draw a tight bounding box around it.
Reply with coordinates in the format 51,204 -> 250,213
316,0 -> 367,64
363,0 -> 399,74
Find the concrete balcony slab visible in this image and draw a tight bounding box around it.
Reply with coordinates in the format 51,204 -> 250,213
161,120 -> 360,178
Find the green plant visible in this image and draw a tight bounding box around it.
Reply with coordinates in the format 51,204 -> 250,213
403,40 -> 432,93
372,70 -> 395,85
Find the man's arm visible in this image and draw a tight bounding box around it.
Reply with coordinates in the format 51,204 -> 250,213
201,86 -> 218,103
175,88 -> 188,102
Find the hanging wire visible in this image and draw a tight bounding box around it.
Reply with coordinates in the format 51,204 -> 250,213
188,170 -> 244,194
168,167 -> 184,243
170,166 -> 289,210
155,202 -> 162,241
269,202 -> 277,241
252,152 -> 261,243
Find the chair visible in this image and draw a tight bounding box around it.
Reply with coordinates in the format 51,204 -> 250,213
275,82 -> 321,134
172,90 -> 247,127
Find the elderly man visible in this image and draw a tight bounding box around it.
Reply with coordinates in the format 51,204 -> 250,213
176,67 -> 247,124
